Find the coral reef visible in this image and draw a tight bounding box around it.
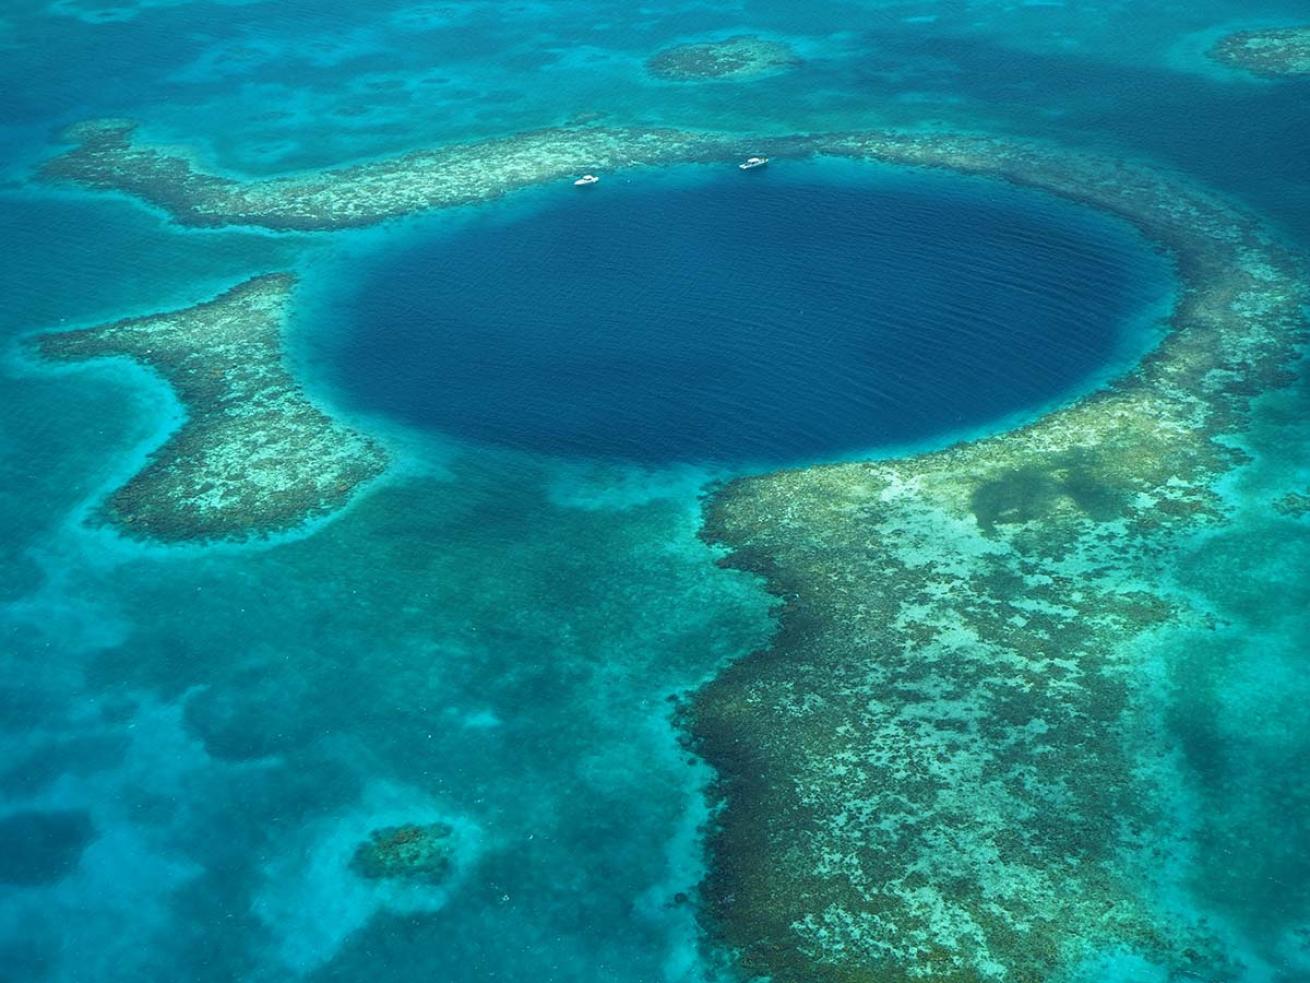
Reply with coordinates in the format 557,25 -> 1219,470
683,135 -> 1310,981
33,117 -> 1310,975
35,275 -> 386,542
350,823 -> 455,884
1274,489 -> 1310,517
646,35 -> 800,82
1210,26 -> 1310,77
41,119 -> 749,231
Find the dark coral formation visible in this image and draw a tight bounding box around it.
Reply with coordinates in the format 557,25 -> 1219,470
1274,489 -> 1310,517
646,35 -> 799,82
683,138 -> 1310,981
35,275 -> 386,542
350,823 -> 455,884
1210,26 -> 1310,77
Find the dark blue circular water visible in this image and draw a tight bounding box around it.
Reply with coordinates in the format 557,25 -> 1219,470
326,162 -> 1171,466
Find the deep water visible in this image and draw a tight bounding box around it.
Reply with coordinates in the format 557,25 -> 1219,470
323,161 -> 1171,467
1,1 -> 1308,982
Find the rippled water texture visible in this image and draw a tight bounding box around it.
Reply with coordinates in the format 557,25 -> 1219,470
324,162 -> 1171,466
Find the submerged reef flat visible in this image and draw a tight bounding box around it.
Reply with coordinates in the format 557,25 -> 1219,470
42,119 -> 749,231
686,138 -> 1310,980
646,35 -> 800,82
1210,26 -> 1310,77
35,275 -> 386,542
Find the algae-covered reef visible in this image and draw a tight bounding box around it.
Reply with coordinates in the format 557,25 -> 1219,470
646,35 -> 799,82
1210,26 -> 1310,77
685,138 -> 1310,981
41,119 -> 747,231
35,275 -> 386,542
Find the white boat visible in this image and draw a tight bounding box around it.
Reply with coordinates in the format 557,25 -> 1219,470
738,156 -> 769,171
574,174 -> 600,186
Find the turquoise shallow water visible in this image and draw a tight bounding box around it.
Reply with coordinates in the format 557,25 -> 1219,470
1,1 -> 1309,981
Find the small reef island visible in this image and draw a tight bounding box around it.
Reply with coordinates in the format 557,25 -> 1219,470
645,35 -> 799,82
350,823 -> 456,884
1210,25 -> 1310,76
37,119 -> 1310,979
35,274 -> 386,542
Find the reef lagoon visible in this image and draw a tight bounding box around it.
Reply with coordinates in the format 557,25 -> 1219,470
2,2 -> 1309,983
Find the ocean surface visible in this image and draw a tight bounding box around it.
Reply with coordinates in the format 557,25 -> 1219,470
0,1 -> 1307,981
